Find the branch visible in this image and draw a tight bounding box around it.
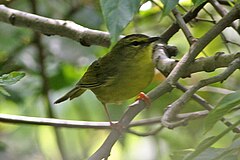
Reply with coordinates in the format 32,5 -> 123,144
1,3 -> 240,160
154,46 -> 240,77
172,8 -> 196,45
0,5 -> 110,47
160,1 -> 208,43
176,83 -> 240,133
0,3 -> 207,47
0,113 -> 164,129
149,4 -> 240,104
89,5 -> 240,158
0,110 -> 209,129
162,57 -> 240,128
0,113 -> 111,129
127,126 -> 164,137
167,4 -> 240,85
210,0 -> 239,32
128,110 -> 209,136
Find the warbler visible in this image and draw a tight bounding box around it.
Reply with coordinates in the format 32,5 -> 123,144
55,34 -> 159,123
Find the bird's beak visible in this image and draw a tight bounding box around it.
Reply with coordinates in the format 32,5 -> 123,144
148,37 -> 160,43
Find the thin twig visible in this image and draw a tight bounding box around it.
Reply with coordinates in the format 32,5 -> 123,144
203,8 -> 216,23
176,83 -> 240,133
0,113 -> 159,129
194,18 -> 215,23
162,58 -> 240,128
127,126 -> 164,137
0,110 -> 209,129
220,33 -> 232,53
202,4 -> 233,54
164,4 -> 240,86
155,43 -> 240,132
224,39 -> 240,47
0,113 -> 112,129
210,0 -> 239,32
160,1 -> 208,43
172,8 -> 196,45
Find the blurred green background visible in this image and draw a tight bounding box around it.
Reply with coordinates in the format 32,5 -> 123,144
0,0 -> 240,160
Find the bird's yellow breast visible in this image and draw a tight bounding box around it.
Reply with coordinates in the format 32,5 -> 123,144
92,45 -> 154,103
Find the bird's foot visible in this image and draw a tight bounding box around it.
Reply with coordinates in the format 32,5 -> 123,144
136,92 -> 151,107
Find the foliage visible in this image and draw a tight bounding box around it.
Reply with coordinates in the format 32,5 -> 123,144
0,0 -> 239,160
0,71 -> 25,96
205,90 -> 240,132
0,71 -> 25,86
160,0 -> 180,15
100,0 -> 141,42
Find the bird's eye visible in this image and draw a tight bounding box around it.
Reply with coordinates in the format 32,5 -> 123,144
131,41 -> 141,46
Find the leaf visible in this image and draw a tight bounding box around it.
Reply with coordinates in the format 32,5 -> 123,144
194,147 -> 223,160
186,139 -> 240,160
100,0 -> 141,42
160,0 -> 179,16
204,90 -> 240,132
184,119 -> 240,160
0,71 -> 25,86
192,0 -> 207,7
183,136 -> 217,160
171,149 -> 193,160
211,139 -> 240,160
0,86 -> 10,96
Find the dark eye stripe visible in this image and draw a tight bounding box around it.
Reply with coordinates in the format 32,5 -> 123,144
131,41 -> 146,46
131,41 -> 140,46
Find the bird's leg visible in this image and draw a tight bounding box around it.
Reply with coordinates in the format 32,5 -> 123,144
136,92 -> 151,106
102,103 -> 113,126
102,103 -> 124,131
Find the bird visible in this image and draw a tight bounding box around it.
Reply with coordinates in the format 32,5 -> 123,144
54,34 -> 160,125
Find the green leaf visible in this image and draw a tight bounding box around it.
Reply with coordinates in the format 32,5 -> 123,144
204,90 -> 240,132
183,136 -> 217,160
161,0 -> 179,16
100,0 -> 141,42
184,120 -> 240,160
0,71 -> 25,86
0,86 -> 10,96
171,149 -> 193,160
210,139 -> 240,160
185,139 -> 240,160
192,0 -> 206,7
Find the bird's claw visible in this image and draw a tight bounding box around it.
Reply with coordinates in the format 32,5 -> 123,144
136,92 -> 151,107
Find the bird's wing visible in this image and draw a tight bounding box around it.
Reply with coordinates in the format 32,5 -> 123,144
76,56 -> 118,89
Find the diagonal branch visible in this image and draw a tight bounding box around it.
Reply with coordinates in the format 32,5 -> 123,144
160,1 -> 208,43
1,3 -> 240,160
210,0 -> 239,32
89,4 -> 240,160
161,57 -> 240,128
176,83 -> 240,133
165,4 -> 240,86
172,8 -> 196,45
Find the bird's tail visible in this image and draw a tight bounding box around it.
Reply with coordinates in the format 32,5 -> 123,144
54,87 -> 86,104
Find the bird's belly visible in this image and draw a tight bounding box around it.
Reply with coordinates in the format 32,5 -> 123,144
92,63 -> 154,103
